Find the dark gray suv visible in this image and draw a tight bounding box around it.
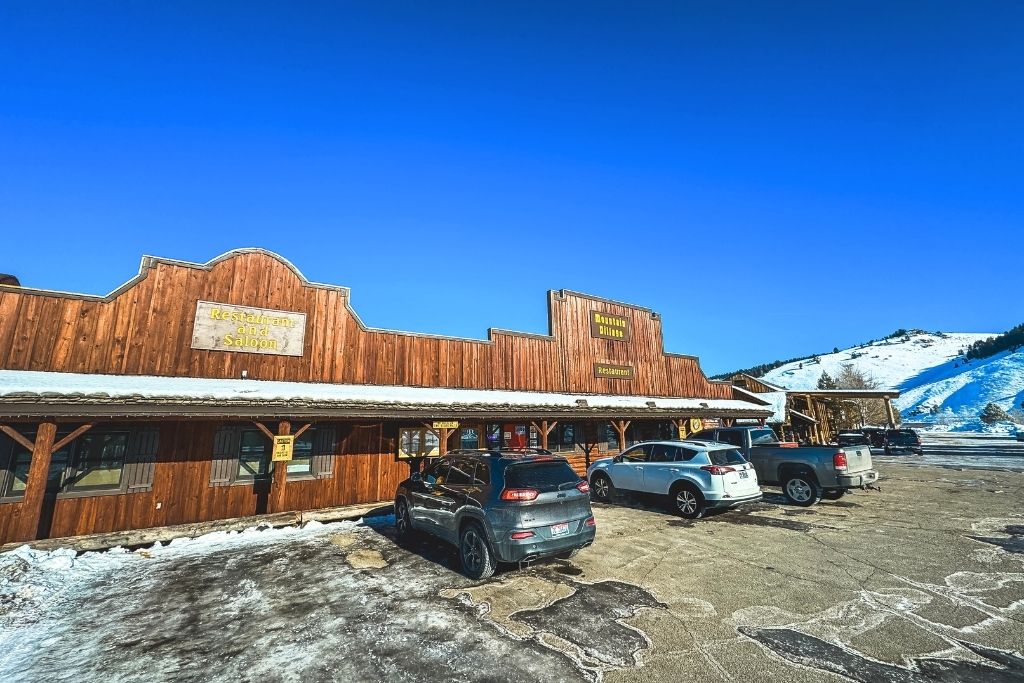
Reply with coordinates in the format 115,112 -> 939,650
393,449 -> 596,579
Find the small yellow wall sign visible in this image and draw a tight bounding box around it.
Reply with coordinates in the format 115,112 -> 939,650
272,435 -> 295,462
689,418 -> 703,433
431,421 -> 460,430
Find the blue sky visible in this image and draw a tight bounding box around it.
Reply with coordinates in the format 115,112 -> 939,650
1,2 -> 1021,375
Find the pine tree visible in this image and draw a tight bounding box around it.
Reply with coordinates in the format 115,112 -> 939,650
980,403 -> 1011,424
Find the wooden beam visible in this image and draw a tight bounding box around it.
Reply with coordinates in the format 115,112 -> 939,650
52,423 -> 94,453
253,421 -> 275,440
269,420 -> 291,514
530,420 -> 558,450
292,422 -> 313,440
611,419 -> 630,451
0,425 -> 34,452
14,422 -> 57,543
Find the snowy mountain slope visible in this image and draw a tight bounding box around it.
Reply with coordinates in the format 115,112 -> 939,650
760,332 -> 993,390
757,331 -> 1024,432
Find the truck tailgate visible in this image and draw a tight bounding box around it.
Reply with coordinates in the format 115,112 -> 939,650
843,446 -> 873,473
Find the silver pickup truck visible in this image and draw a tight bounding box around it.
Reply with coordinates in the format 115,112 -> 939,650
691,426 -> 878,506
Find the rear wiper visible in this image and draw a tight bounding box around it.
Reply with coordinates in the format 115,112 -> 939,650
558,480 -> 578,491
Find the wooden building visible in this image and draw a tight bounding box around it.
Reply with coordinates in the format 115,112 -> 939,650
729,373 -> 900,444
0,249 -> 770,545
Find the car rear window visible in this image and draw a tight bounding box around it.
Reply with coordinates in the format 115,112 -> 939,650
709,449 -> 746,466
503,460 -> 580,492
887,432 -> 918,444
750,429 -> 778,445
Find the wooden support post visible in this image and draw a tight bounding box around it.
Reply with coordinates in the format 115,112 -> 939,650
611,420 -> 630,452
269,420 -> 290,514
14,422 -> 57,543
422,423 -> 455,455
530,420 -> 558,450
884,398 -> 897,428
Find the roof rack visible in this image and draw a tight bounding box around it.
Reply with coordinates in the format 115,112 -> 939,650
445,448 -> 555,457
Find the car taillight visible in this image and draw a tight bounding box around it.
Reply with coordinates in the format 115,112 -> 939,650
585,516 -> 596,527
833,452 -> 848,471
510,530 -> 535,540
576,481 -> 590,494
500,488 -> 539,502
700,465 -> 736,475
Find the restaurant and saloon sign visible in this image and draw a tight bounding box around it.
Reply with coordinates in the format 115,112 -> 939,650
191,301 -> 307,357
593,363 -> 634,380
590,311 -> 631,342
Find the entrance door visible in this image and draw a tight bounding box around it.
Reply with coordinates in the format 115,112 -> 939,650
503,423 -> 528,449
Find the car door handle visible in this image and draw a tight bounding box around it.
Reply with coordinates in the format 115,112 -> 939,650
635,466 -> 643,470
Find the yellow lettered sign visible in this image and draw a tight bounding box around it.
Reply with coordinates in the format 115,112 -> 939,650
432,421 -> 460,430
272,435 -> 295,462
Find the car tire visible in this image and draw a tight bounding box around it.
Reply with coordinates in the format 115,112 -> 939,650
884,447 -> 891,455
783,471 -> 821,506
822,488 -> 846,500
460,521 -> 496,580
670,483 -> 705,519
590,473 -> 615,503
395,498 -> 413,540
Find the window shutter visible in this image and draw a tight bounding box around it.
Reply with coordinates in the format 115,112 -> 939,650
210,426 -> 239,487
125,429 -> 160,493
313,426 -> 336,479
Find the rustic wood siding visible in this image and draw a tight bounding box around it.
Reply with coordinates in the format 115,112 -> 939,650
0,421 -> 409,541
0,250 -> 729,399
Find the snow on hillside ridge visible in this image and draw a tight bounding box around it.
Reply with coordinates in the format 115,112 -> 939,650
759,331 -> 1024,432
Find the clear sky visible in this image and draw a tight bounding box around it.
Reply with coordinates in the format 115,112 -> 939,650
1,2 -> 1021,375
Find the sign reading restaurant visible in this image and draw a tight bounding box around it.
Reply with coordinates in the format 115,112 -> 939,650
191,301 -> 307,357
590,310 -> 631,342
594,362 -> 634,380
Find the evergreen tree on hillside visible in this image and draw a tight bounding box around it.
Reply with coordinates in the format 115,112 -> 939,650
980,403 -> 1011,424
964,323 -> 1024,361
817,371 -> 837,390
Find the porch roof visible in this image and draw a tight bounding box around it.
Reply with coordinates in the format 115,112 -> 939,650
0,370 -> 773,421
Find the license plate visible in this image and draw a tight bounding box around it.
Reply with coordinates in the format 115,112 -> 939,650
739,471 -> 749,479
551,522 -> 570,537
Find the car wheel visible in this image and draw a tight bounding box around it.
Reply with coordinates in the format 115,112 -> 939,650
884,447 -> 891,455
395,499 -> 413,539
591,473 -> 615,503
670,484 -> 705,519
460,522 -> 496,580
783,472 -> 821,506
822,488 -> 846,500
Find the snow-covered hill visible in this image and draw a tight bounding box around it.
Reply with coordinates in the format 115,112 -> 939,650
758,331 -> 1024,432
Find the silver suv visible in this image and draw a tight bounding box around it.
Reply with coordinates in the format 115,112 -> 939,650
587,440 -> 762,518
394,449 -> 596,579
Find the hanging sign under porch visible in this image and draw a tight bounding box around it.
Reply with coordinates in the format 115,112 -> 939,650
431,421 -> 460,430
272,435 -> 295,461
191,301 -> 307,356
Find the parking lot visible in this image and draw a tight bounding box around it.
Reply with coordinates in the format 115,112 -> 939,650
2,461 -> 1023,682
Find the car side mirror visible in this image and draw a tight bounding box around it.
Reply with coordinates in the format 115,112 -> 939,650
612,455 -> 623,464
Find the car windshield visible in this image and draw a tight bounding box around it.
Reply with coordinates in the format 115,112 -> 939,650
503,460 -> 580,492
709,449 -> 746,466
750,429 -> 778,445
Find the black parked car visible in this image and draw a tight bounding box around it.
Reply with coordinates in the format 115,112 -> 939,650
394,449 -> 596,579
883,429 -> 923,455
860,428 -> 888,449
836,432 -> 872,448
